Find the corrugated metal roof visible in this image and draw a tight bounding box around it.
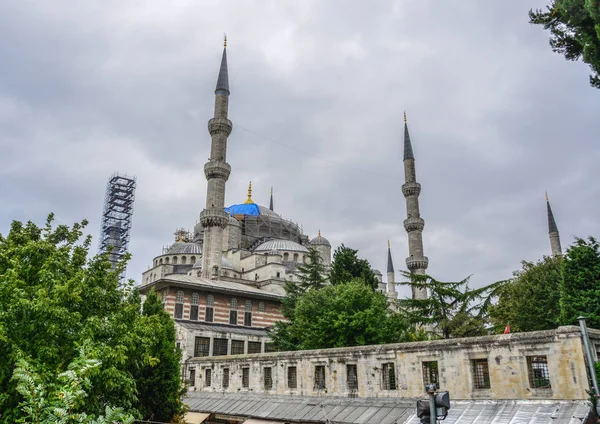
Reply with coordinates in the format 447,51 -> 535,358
159,274 -> 283,299
176,321 -> 269,337
185,393 -> 592,424
254,239 -> 309,253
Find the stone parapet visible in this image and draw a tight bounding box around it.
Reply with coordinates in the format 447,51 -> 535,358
403,217 -> 425,232
204,161 -> 231,181
406,256 -> 428,271
401,181 -> 421,197
208,117 -> 233,136
200,209 -> 228,229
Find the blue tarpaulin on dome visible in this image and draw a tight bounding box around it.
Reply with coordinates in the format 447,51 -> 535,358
224,203 -> 261,216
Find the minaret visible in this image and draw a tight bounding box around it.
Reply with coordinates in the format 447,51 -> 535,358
200,37 -> 233,279
269,186 -> 274,211
402,112 -> 428,299
387,240 -> 397,302
546,192 -> 562,256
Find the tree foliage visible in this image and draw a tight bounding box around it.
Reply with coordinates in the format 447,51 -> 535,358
489,256 -> 562,332
529,0 -> 600,89
0,215 -> 184,423
328,244 -> 378,290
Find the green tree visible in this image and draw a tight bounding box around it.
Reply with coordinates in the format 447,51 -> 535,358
489,256 -> 562,332
0,215 -> 184,422
296,247 -> 327,291
529,1 -> 600,89
560,237 -> 600,328
398,272 -> 504,339
328,244 -> 378,290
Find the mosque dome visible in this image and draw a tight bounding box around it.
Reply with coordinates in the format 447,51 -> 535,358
254,239 -> 309,253
373,269 -> 382,276
224,181 -> 280,219
166,241 -> 202,255
310,231 -> 331,246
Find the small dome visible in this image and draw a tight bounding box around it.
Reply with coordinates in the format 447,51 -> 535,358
166,242 -> 202,255
310,232 -> 331,247
254,239 -> 309,253
373,269 -> 382,276
221,256 -> 234,270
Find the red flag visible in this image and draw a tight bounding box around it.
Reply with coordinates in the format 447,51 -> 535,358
504,324 -> 510,334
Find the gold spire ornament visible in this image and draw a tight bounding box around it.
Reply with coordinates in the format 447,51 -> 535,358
388,239 -> 390,248
404,111 -> 407,123
545,191 -> 549,202
224,34 -> 227,48
244,181 -> 254,204
318,229 -> 321,237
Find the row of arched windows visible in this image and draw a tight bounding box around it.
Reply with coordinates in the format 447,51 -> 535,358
154,255 -> 197,267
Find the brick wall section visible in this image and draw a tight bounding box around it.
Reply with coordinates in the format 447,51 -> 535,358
162,287 -> 283,328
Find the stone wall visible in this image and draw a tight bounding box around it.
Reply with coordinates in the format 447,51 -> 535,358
186,326 -> 600,400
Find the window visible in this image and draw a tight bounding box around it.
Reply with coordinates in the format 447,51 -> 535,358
276,272 -> 281,278
527,356 -> 551,389
259,302 -> 265,312
242,367 -> 250,388
223,368 -> 230,389
190,293 -> 199,321
283,252 -> 289,261
347,364 -> 358,391
264,367 -> 273,390
244,300 -> 252,326
422,361 -> 439,388
182,256 -> 187,264
293,253 -> 299,262
231,340 -> 245,355
229,298 -> 238,325
175,291 -> 184,319
188,368 -> 196,387
287,366 -> 297,389
314,365 -> 326,390
472,359 -> 491,389
191,256 -> 196,263
194,337 -> 210,357
173,256 -> 178,264
205,295 -> 214,322
248,341 -> 262,354
204,368 -> 212,387
213,338 -> 228,356
265,343 -> 276,353
159,258 -> 163,264
165,257 -> 169,264
382,363 -> 397,390
176,342 -> 181,350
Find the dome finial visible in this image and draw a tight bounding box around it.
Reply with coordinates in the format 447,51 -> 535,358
404,111 -> 407,123
545,191 -> 549,202
244,181 -> 254,204
224,33 -> 227,48
318,229 -> 321,237
388,239 -> 390,248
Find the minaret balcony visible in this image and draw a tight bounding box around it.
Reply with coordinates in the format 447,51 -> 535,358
200,209 -> 228,229
403,217 -> 425,232
204,161 -> 231,180
406,256 -> 429,271
402,182 -> 421,197
208,117 -> 232,136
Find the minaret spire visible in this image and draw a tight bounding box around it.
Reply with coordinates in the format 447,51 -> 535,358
269,186 -> 274,211
401,112 -> 428,299
387,241 -> 397,303
546,192 -> 562,256
200,40 -> 233,279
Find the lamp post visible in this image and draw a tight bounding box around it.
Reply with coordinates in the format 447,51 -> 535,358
578,316 -> 600,414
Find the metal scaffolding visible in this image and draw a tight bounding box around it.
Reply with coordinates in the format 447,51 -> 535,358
98,173 -> 136,282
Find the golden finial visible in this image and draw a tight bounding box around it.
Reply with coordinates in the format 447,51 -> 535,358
178,233 -> 183,242
404,111 -> 407,123
270,186 -> 273,195
224,34 -> 227,48
388,239 -> 390,249
318,229 -> 321,237
243,181 -> 254,204
545,191 -> 549,202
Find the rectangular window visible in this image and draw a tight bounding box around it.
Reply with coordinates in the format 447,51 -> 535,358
242,367 -> 250,388
194,337 -> 210,357
347,364 -> 358,391
204,368 -> 212,387
472,359 -> 491,389
231,340 -> 245,355
205,307 -> 214,322
229,310 -> 238,325
314,365 -> 326,390
244,311 -> 252,326
223,368 -> 230,389
174,303 -> 183,319
265,343 -> 276,353
264,367 -> 273,390
190,305 -> 199,321
188,368 -> 196,387
287,366 -> 297,389
382,363 -> 397,390
248,341 -> 262,354
213,338 -> 228,356
422,361 -> 439,388
176,342 -> 181,350
527,356 -> 551,389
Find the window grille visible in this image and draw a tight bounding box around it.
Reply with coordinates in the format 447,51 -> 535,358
204,368 -> 212,387
265,343 -> 276,353
346,364 -> 358,391
288,366 -> 298,389
207,294 -> 214,306
213,338 -> 228,356
194,337 -> 210,357
314,365 -> 326,390
174,290 -> 184,319
245,300 -> 252,310
527,356 -> 551,389
176,342 -> 181,350
205,295 -> 214,322
382,363 -> 397,390
223,368 -> 230,389
259,302 -> 265,313
190,293 -> 199,321
176,290 -> 184,302
231,340 -> 245,355
422,361 -> 439,388
242,367 -> 250,388
230,297 -> 238,309
472,359 -> 491,389
188,368 -> 196,387
244,311 -> 252,326
229,310 -> 238,325
191,293 -> 199,304
248,341 -> 262,354
264,367 -> 273,390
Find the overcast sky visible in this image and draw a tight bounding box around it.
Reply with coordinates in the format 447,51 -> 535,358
1,1 -> 599,296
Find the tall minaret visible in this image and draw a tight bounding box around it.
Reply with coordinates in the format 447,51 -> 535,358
402,112 -> 428,299
546,192 -> 562,256
200,37 -> 233,279
387,240 -> 397,302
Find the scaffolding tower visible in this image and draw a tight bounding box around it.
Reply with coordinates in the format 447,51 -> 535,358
98,173 -> 137,282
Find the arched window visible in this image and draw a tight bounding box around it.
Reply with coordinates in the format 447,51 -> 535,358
205,295 -> 214,322
283,252 -> 289,261
154,260 -> 157,266
258,302 -> 265,313
190,293 -> 199,320
174,290 -> 184,319
293,253 -> 299,262
229,298 -> 238,325
165,257 -> 170,264
191,256 -> 196,263
159,258 -> 163,265
173,256 -> 178,264
182,256 -> 187,264
244,300 -> 253,326
303,255 -> 307,264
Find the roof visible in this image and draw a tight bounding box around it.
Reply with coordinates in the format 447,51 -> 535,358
176,321 -> 270,337
547,200 -> 559,233
387,246 -> 395,273
310,235 -> 331,246
166,242 -> 202,255
404,121 -> 414,161
224,203 -> 280,219
215,46 -> 229,95
185,393 -> 592,424
255,239 -> 309,253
